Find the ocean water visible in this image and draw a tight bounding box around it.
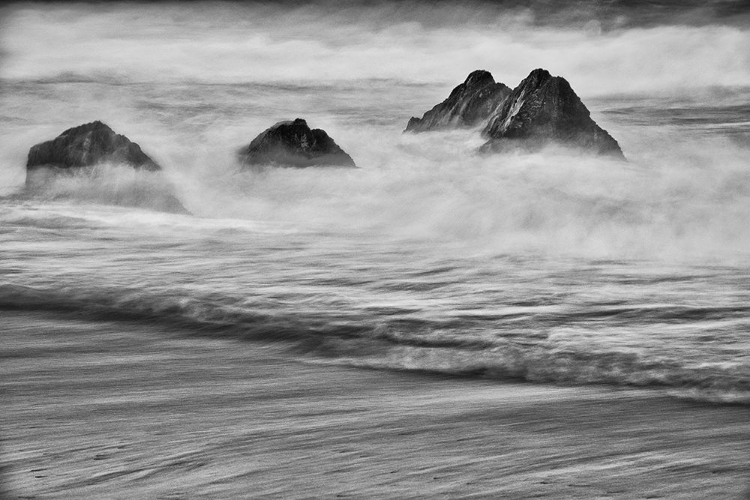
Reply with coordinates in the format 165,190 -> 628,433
1,1 -> 750,404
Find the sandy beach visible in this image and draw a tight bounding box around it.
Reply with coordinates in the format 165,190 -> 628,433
1,311 -> 748,499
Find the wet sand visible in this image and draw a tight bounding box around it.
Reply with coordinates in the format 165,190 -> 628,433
1,311 -> 749,499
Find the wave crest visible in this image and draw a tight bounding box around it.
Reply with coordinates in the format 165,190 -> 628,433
2,283 -> 749,404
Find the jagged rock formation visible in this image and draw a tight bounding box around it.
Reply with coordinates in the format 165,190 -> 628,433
25,121 -> 188,214
26,121 -> 161,172
404,70 -> 511,133
480,69 -> 624,158
238,118 -> 356,168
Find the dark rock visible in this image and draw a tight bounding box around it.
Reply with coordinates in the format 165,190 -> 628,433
404,70 -> 511,133
480,69 -> 624,158
26,121 -> 161,172
238,118 -> 356,168
25,121 -> 188,214
479,69 -> 625,157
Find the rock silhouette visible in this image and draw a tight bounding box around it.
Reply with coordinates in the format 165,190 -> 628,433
480,69 -> 624,158
26,121 -> 161,172
239,119 -> 356,168
405,70 -> 511,133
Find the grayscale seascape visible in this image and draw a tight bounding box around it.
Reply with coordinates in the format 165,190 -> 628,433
1,1 -> 750,498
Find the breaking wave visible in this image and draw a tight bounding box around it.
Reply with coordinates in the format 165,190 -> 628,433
18,164 -> 188,214
1,281 -> 749,404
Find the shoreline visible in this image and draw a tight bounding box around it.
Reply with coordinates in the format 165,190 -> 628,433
2,311 -> 749,499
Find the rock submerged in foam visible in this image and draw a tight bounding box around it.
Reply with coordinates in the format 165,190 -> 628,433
238,118 -> 356,169
26,121 -> 161,173
480,69 -> 625,158
25,121 -> 188,214
404,70 -> 511,133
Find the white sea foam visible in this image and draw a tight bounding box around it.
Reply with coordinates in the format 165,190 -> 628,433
2,3 -> 748,261
1,1 -> 749,403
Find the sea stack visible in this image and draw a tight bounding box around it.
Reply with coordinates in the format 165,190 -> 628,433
238,118 -> 356,169
26,121 -> 161,173
25,121 -> 188,214
480,69 -> 624,158
404,70 -> 511,133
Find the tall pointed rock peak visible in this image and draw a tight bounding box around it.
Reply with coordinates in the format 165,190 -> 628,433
481,69 -> 624,158
405,70 -> 511,133
463,70 -> 496,88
